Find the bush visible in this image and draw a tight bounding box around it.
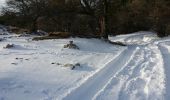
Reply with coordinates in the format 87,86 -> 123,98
48,32 -> 71,38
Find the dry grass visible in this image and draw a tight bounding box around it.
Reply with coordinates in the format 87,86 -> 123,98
48,32 -> 71,38
32,36 -> 62,41
33,32 -> 71,41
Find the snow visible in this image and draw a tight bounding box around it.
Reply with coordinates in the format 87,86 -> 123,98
0,0 -> 6,12
157,41 -> 170,100
109,31 -> 159,45
0,27 -> 169,100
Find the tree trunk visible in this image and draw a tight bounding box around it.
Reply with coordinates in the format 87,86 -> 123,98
101,0 -> 109,40
31,17 -> 39,33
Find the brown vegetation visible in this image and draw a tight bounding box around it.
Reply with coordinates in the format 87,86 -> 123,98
32,32 -> 71,40
1,0 -> 170,38
8,26 -> 30,34
48,32 -> 71,38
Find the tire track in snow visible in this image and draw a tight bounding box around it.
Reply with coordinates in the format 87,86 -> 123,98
62,46 -> 137,100
94,44 -> 165,100
158,42 -> 170,100
117,45 -> 165,100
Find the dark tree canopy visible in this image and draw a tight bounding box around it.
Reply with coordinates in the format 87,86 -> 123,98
1,0 -> 170,38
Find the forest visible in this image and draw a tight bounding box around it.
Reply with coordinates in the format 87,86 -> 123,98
0,0 -> 170,39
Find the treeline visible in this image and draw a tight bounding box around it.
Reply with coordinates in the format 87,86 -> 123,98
0,0 -> 170,38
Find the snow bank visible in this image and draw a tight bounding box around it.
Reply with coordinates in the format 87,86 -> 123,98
110,31 -> 159,45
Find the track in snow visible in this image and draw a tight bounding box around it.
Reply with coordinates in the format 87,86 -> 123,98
62,46 -> 137,100
95,44 -> 165,100
158,42 -> 170,100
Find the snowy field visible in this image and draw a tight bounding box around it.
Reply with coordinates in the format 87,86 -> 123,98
0,28 -> 169,100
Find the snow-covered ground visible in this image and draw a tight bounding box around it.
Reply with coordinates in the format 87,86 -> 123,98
0,29 -> 169,100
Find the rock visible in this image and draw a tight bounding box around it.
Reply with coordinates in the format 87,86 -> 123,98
51,62 -> 61,65
75,63 -> 80,66
64,41 -> 79,49
4,44 -> 14,49
11,63 -> 18,65
16,58 -> 23,60
51,63 -> 55,64
63,63 -> 81,70
63,64 -> 74,70
56,63 -> 61,65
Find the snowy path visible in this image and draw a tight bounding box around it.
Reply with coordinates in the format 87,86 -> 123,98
158,42 -> 170,100
94,44 -> 165,100
62,43 -> 165,100
62,46 -> 137,100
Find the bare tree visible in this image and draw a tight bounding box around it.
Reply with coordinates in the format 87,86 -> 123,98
5,0 -> 48,32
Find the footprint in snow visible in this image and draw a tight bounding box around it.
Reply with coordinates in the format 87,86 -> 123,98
24,90 -> 31,94
11,63 -> 18,65
42,89 -> 50,96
